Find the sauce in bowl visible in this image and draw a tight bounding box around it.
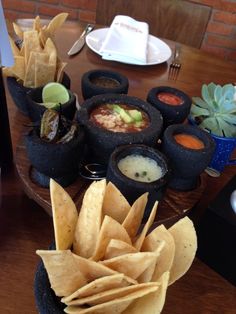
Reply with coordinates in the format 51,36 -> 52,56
90,76 -> 120,88
157,92 -> 184,106
174,133 -> 204,149
118,154 -> 163,182
90,103 -> 150,133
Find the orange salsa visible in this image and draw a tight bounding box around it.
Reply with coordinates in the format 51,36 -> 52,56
174,133 -> 204,149
157,92 -> 184,106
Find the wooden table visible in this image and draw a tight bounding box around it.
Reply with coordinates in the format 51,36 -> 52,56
1,22 -> 235,313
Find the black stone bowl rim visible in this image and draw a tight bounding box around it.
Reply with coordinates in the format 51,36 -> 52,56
108,144 -> 170,188
164,123 -> 215,153
77,93 -> 163,139
147,86 -> 191,112
26,126 -> 82,149
81,69 -> 129,96
26,86 -> 76,114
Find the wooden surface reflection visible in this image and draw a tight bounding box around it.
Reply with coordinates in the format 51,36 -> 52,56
1,22 -> 235,313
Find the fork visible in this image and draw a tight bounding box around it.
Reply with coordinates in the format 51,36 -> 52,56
168,44 -> 181,81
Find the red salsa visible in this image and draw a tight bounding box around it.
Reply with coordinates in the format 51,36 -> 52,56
157,92 -> 184,106
174,133 -> 204,149
90,103 -> 150,133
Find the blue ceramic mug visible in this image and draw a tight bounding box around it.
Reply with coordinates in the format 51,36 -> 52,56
207,134 -> 236,175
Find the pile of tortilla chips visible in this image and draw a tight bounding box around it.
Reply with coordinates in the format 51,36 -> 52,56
3,13 -> 68,88
36,179 -> 197,313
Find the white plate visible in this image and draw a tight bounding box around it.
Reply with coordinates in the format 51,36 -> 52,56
86,28 -> 172,66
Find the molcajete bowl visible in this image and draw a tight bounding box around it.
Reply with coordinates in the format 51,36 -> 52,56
77,94 -> 163,165
147,86 -> 191,129
161,124 -> 215,191
7,72 -> 71,115
26,86 -> 76,122
81,69 -> 129,100
107,144 -> 169,219
24,124 -> 85,188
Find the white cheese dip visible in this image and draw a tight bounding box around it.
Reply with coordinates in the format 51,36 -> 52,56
118,154 -> 163,183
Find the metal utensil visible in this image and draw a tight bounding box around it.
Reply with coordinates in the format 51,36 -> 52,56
79,163 -> 107,180
67,24 -> 94,56
168,44 -> 181,80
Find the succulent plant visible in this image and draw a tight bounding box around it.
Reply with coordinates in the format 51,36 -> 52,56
191,82 -> 236,137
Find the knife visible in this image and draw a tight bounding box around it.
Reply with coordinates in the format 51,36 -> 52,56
67,24 -> 94,56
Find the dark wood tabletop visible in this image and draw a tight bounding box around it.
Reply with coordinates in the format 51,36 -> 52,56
1,21 -> 236,314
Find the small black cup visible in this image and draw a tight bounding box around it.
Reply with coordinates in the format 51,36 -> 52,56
81,69 -> 129,100
161,124 -> 215,191
25,125 -> 85,187
107,144 -> 169,219
147,86 -> 191,129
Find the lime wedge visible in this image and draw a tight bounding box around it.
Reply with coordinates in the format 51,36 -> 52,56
42,82 -> 70,105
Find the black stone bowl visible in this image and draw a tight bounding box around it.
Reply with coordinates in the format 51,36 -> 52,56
107,144 -> 169,219
26,86 -> 76,122
24,125 -> 85,188
161,124 -> 215,191
81,69 -> 129,100
7,72 -> 71,116
77,94 -> 163,165
147,86 -> 191,129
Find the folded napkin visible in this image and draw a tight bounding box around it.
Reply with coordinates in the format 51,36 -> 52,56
99,15 -> 149,65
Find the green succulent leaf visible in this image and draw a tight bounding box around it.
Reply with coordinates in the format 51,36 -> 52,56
222,84 -> 234,96
207,82 -> 217,99
199,117 -> 223,136
213,85 -> 222,105
221,113 -> 236,125
190,104 -> 210,117
202,84 -> 214,105
216,117 -> 236,137
192,97 -> 212,110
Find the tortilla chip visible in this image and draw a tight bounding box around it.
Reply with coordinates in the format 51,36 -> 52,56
138,241 -> 165,283
100,251 -> 158,280
13,22 -> 23,40
23,30 -> 41,62
62,274 -> 131,304
66,282 -> 159,307
9,36 -> 20,56
36,250 -> 87,297
134,201 -> 158,251
33,15 -> 41,32
50,179 -> 78,250
11,56 -> 25,81
35,60 -> 55,87
23,51 -> 37,87
47,12 -> 68,35
44,38 -> 57,67
91,215 -> 132,261
64,283 -> 159,314
123,272 -> 169,314
122,193 -> 148,239
2,67 -> 14,77
168,217 -> 197,285
73,180 -> 106,258
102,182 -> 131,223
142,224 -> 175,282
104,239 -> 138,260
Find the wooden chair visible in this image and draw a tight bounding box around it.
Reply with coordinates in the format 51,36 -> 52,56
96,0 -> 211,48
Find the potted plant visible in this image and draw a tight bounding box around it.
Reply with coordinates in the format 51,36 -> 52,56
190,82 -> 236,175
